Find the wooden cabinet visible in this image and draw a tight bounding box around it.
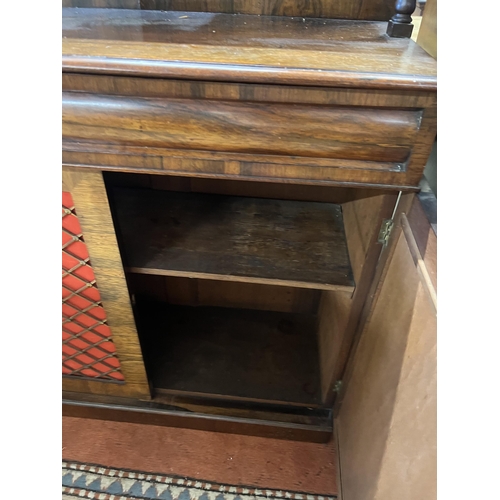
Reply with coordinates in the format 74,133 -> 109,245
62,6 -> 436,448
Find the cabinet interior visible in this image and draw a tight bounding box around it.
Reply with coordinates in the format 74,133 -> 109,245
103,172 -> 393,413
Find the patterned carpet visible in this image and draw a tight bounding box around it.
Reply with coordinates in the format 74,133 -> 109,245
62,461 -> 337,500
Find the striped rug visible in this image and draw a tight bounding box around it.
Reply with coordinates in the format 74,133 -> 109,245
62,461 -> 337,500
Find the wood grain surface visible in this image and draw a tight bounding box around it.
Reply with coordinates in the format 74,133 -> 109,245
103,171 -> 393,205
62,79 -> 435,189
321,191 -> 398,403
317,290 -> 352,400
112,187 -> 355,291
63,0 -> 139,6
331,192 -> 415,409
140,0 -> 395,19
64,391 -> 332,442
127,274 -> 321,314
62,9 -> 436,190
62,169 -> 150,399
63,0 -> 397,21
62,416 -> 338,494
63,92 -> 420,164
62,146 -> 424,190
136,301 -> 321,406
336,203 -> 436,500
63,74 -> 436,109
62,9 -> 436,90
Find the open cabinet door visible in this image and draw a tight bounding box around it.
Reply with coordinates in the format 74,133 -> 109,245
335,198 -> 437,500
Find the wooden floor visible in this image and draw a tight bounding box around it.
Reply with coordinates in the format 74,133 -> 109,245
62,417 -> 338,495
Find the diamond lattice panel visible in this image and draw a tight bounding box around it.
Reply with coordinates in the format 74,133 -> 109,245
62,191 -> 124,382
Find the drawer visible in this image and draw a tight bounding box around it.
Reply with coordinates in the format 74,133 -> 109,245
62,88 -> 436,189
64,92 -> 420,163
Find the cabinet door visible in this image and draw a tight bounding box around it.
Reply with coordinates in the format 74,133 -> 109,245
335,198 -> 436,500
62,169 -> 150,399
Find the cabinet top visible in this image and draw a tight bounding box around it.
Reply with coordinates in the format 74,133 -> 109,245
62,8 -> 437,91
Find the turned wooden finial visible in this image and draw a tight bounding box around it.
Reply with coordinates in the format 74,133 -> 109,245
387,0 -> 417,38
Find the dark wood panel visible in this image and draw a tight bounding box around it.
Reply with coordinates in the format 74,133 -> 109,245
62,74 -> 437,109
64,152 -> 422,191
63,144 -> 409,181
62,70 -> 436,189
150,392 -> 329,421
140,0 -> 395,20
62,8 -> 397,46
135,301 -> 322,406
127,274 -> 321,314
63,0 -> 395,20
145,173 -> 370,203
63,396 -> 332,442
102,171 -> 394,205
111,187 -> 355,291
63,0 -> 139,6
154,175 -> 383,204
317,290 -> 352,400
64,390 -> 331,425
63,93 -> 420,164
99,171 -> 416,204
62,9 -> 437,90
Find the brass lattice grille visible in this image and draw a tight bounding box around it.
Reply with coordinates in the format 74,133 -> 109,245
62,191 -> 124,382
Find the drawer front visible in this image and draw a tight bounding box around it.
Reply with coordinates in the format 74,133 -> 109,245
62,84 -> 436,189
64,92 -> 420,165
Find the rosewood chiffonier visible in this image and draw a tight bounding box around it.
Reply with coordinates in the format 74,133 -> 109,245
62,1 -> 437,494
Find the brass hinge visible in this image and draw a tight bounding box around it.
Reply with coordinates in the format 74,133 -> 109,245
377,191 -> 402,247
378,219 -> 394,247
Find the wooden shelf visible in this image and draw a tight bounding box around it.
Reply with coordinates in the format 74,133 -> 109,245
136,301 -> 322,407
112,187 -> 355,292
